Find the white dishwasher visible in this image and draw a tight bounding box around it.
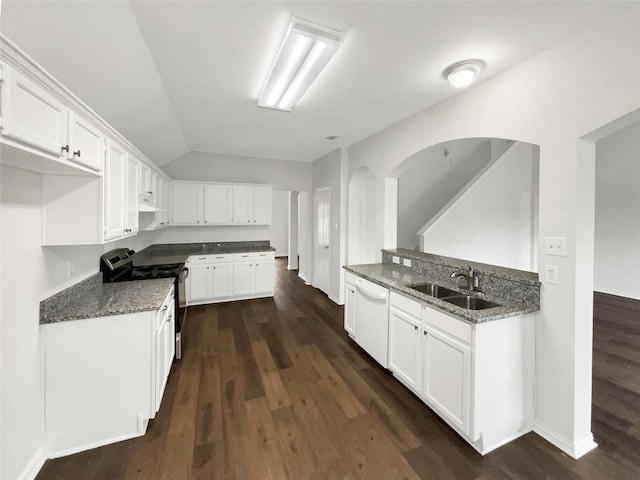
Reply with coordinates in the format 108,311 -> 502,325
354,277 -> 390,368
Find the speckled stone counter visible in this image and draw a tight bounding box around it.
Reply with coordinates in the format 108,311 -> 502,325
344,262 -> 539,324
40,273 -> 175,324
133,240 -> 275,266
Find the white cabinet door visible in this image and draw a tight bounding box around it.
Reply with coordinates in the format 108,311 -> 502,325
188,264 -> 212,302
155,321 -> 167,412
149,170 -> 157,206
421,327 -> 471,435
344,284 -> 356,337
1,66 -> 67,156
67,112 -> 104,171
204,185 -> 232,224
104,140 -> 127,241
232,186 -> 252,224
254,260 -> 275,294
233,262 -> 255,296
172,183 -> 203,225
252,186 -> 272,224
211,263 -> 233,299
125,155 -> 139,236
388,307 -> 421,392
138,162 -> 151,196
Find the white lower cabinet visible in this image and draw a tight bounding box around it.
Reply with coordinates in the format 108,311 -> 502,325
421,322 -> 472,435
42,286 -> 174,457
187,251 -> 273,305
388,293 -> 422,393
343,278 -> 534,455
344,273 -> 356,337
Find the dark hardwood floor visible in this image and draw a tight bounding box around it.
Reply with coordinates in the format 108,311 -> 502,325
36,261 -> 640,479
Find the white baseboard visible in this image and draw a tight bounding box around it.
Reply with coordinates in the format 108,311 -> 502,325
298,273 -> 310,285
47,431 -> 144,459
17,446 -> 46,480
328,293 -> 343,305
533,421 -> 598,459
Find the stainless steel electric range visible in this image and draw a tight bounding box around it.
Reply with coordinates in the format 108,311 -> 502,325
99,248 -> 189,360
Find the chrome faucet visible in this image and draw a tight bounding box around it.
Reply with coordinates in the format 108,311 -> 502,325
450,266 -> 479,292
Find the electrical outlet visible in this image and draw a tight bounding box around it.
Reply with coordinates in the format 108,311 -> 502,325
67,261 -> 73,277
545,237 -> 567,256
544,264 -> 559,284
392,256 -> 400,264
240,231 -> 245,238
402,258 -> 412,268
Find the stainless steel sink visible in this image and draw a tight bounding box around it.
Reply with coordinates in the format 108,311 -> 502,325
441,295 -> 501,310
407,283 -> 460,298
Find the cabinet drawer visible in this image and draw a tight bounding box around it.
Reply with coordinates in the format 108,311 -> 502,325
233,251 -> 275,262
390,291 -> 422,319
424,305 -> 472,345
190,254 -> 233,264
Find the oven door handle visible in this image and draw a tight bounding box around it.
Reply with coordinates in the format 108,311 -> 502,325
180,268 -> 189,280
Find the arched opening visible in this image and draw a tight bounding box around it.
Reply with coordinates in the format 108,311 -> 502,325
387,137 -> 539,272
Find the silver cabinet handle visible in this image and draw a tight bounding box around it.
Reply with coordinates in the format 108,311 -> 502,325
162,305 -> 168,311
414,325 -> 418,331
73,150 -> 81,158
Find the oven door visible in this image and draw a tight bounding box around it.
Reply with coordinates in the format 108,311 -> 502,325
175,267 -> 188,360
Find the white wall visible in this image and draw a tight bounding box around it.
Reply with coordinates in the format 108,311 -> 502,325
343,7 -> 639,458
270,191 -> 289,256
420,142 -> 537,271
312,149 -> 342,303
0,165 -> 158,480
161,151 -> 312,192
397,139 -> 492,250
594,121 -> 640,299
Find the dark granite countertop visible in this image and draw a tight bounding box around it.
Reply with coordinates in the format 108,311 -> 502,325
133,241 -> 275,266
344,263 -> 539,324
40,273 -> 175,324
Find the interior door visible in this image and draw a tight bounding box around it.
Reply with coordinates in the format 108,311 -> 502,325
313,187 -> 331,295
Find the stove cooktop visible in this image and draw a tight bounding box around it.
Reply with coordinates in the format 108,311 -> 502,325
130,263 -> 183,280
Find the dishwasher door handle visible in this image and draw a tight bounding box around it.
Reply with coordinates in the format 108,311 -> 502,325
355,280 -> 388,302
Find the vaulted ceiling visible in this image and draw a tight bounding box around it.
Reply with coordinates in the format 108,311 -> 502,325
1,1 -> 635,165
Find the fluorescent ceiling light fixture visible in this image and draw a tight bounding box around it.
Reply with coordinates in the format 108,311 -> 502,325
258,18 -> 343,112
443,60 -> 485,88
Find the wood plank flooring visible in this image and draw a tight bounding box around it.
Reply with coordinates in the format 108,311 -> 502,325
36,263 -> 640,479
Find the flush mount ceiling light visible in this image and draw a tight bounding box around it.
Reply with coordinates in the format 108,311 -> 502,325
443,60 -> 485,88
258,18 -> 343,112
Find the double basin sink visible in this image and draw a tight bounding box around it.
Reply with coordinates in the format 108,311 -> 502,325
407,283 -> 500,310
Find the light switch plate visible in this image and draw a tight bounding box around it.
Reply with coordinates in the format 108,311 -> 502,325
402,258 -> 412,268
545,237 -> 567,256
545,264 -> 559,284
392,256 -> 400,264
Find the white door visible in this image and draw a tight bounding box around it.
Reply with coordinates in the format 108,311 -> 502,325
344,283 -> 356,337
252,186 -> 272,224
232,186 -> 252,224
233,262 -> 255,296
211,263 -> 233,299
172,183 -> 203,225
313,187 -> 331,295
67,112 -> 104,171
421,327 -> 471,435
255,261 -> 275,294
125,155 -> 139,235
104,140 -> 126,241
1,66 -> 67,156
388,307 -> 421,391
188,264 -> 212,302
204,185 -> 232,224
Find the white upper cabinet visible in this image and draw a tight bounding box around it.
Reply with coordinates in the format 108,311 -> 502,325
104,139 -> 137,241
104,140 -> 126,241
252,186 -> 272,224
232,185 -> 272,224
172,183 -> 203,225
172,182 -> 271,226
67,112 -> 104,172
1,65 -> 67,156
203,185 -> 232,224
